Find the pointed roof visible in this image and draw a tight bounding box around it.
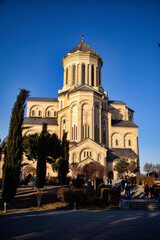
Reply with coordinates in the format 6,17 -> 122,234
69,40 -> 100,57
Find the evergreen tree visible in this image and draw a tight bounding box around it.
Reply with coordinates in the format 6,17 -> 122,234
114,159 -> 129,176
36,123 -> 50,189
23,123 -> 50,190
2,89 -> 29,203
52,157 -> 69,185
49,133 -> 62,161
58,133 -> 69,184
62,132 -> 69,161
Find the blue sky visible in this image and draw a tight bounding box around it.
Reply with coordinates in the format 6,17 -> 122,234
0,0 -> 160,172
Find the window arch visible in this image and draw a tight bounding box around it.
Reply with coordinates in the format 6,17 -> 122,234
38,110 -> 41,117
73,65 -> 76,85
82,64 -> 85,84
66,68 -> 68,84
31,110 -> 34,116
91,65 -> 94,86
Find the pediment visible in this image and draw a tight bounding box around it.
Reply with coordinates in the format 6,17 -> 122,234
70,138 -> 107,153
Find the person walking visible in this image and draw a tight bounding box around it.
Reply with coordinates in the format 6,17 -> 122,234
109,178 -> 112,185
125,184 -> 131,199
121,179 -> 125,190
150,185 -> 155,199
145,184 -> 149,199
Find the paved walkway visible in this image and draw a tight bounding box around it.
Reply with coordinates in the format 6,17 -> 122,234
0,210 -> 160,240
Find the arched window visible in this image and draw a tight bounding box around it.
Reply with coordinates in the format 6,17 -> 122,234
103,130 -> 106,144
116,139 -> 118,146
128,140 -> 131,146
54,111 -> 56,117
82,64 -> 85,84
47,111 -> 50,117
66,68 -> 68,84
73,65 -> 76,85
91,65 -> 94,86
31,110 -> 34,116
38,110 -> 41,117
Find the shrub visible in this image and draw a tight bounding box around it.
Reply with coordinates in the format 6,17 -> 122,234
57,187 -> 84,205
81,187 -> 98,203
137,177 -> 155,188
57,187 -> 72,202
72,177 -> 84,188
154,187 -> 160,199
101,188 -> 120,206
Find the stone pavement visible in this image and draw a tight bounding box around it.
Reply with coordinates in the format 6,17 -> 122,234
0,210 -> 160,240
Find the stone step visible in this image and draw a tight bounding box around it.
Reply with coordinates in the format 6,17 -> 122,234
121,200 -> 160,210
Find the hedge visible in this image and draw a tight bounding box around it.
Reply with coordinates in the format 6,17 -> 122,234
136,177 -> 155,188
101,188 -> 120,206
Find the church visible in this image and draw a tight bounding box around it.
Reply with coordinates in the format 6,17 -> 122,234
22,38 -> 139,180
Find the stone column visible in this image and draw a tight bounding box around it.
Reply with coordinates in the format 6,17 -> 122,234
97,68 -> 99,86
92,105 -> 95,140
70,109 -> 72,141
68,66 -> 71,85
85,64 -> 88,85
79,64 -> 82,85
78,106 -> 81,141
64,68 -> 66,85
99,104 -> 102,143
89,64 -> 91,86
91,105 -> 94,140
75,65 -> 77,85
94,66 -> 96,86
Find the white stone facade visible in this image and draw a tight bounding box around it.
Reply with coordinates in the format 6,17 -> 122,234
21,39 -> 139,180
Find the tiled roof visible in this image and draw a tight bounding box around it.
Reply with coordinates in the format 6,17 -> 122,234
111,120 -> 138,128
108,100 -> 126,105
23,117 -> 58,125
69,41 -> 100,57
108,148 -> 138,161
28,97 -> 58,102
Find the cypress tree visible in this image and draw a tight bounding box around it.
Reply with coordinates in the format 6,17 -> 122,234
61,133 -> 69,184
23,123 -> 50,191
62,132 -> 69,162
36,123 -> 50,190
2,89 -> 29,204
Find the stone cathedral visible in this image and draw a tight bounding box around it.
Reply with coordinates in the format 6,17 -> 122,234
22,38 -> 139,180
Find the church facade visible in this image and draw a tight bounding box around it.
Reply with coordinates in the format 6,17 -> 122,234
22,39 -> 139,180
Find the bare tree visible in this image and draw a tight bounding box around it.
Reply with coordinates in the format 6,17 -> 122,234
143,163 -> 154,176
127,161 -> 138,173
73,162 -> 107,190
154,164 -> 160,177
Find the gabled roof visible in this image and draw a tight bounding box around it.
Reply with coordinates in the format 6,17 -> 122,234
108,148 -> 138,161
111,120 -> 138,128
28,97 -> 58,102
69,84 -> 102,96
69,138 -> 107,151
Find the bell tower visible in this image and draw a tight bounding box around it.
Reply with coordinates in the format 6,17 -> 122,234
61,37 -> 103,91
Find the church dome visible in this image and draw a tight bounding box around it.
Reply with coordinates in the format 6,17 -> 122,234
69,40 -> 100,57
